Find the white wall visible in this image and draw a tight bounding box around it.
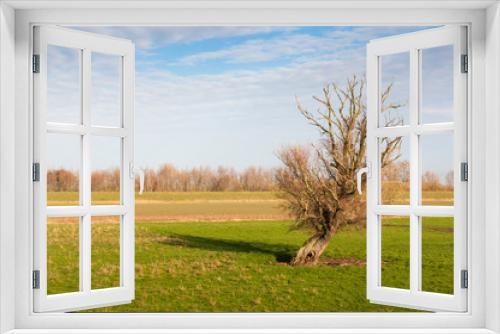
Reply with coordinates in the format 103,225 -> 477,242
485,2 -> 500,333
0,2 -> 16,333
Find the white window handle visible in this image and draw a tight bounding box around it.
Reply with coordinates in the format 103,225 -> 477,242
356,163 -> 371,194
130,163 -> 145,195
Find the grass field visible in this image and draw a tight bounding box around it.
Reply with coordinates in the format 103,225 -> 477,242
46,191 -> 454,312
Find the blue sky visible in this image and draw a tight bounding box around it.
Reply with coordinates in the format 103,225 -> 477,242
47,26 -> 454,180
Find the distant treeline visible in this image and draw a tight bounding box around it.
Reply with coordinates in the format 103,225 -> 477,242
143,164 -> 276,192
381,161 -> 453,191
47,164 -> 277,192
47,161 -> 453,193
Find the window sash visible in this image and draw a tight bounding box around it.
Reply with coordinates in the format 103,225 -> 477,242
366,26 -> 468,312
32,25 -> 135,313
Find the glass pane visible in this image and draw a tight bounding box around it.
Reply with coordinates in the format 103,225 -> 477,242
91,136 -> 121,205
47,217 -> 80,294
47,133 -> 81,206
47,45 -> 81,124
381,216 -> 410,289
421,217 -> 454,294
420,45 -> 454,124
420,132 -> 454,206
380,136 -> 410,205
379,52 -> 410,127
91,216 -> 121,289
91,53 -> 122,127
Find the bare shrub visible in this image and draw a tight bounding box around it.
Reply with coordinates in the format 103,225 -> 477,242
422,171 -> 442,191
47,169 -> 79,192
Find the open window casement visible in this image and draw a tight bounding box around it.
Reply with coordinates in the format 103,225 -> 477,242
33,26 -> 135,312
364,26 -> 468,312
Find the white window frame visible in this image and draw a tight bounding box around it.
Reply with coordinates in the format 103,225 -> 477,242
366,26 -> 468,312
32,25 -> 135,312
0,1 -> 499,333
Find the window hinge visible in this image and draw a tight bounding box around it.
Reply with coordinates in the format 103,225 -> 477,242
32,270 -> 40,289
32,162 -> 40,182
461,269 -> 468,289
461,162 -> 468,182
32,54 -> 40,73
461,54 -> 468,73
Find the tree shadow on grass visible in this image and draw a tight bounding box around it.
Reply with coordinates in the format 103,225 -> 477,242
158,234 -> 296,263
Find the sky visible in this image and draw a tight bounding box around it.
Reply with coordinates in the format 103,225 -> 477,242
46,26 -> 454,180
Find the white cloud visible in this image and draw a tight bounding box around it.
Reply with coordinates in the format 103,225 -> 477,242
47,45 -> 81,124
176,33 -> 331,65
49,26 -> 431,169
74,26 -> 296,49
134,45 -> 367,132
127,38 -> 369,169
175,27 -> 423,65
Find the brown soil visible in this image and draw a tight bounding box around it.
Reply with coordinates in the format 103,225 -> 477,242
321,257 -> 366,267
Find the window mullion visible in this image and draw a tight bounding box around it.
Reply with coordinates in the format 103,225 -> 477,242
81,48 -> 92,293
121,52 -> 134,292
409,47 -> 421,293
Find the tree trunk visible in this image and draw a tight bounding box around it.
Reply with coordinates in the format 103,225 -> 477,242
290,231 -> 334,266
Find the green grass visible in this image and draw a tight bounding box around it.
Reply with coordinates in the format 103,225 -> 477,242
46,191 -> 454,312
47,217 -> 453,312
381,216 -> 410,290
421,217 -> 454,294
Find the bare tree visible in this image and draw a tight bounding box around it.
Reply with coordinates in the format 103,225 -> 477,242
381,161 -> 409,183
380,160 -> 410,203
422,171 -> 442,191
276,76 -> 402,266
91,168 -> 120,192
240,166 -> 276,191
47,169 -> 79,192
